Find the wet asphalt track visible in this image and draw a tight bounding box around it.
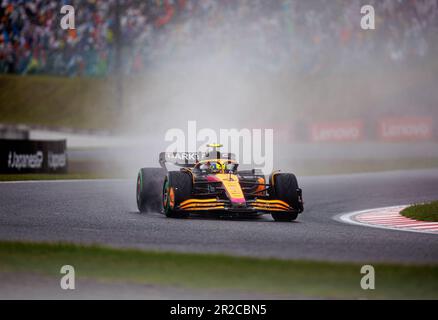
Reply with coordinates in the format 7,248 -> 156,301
1,169 -> 438,264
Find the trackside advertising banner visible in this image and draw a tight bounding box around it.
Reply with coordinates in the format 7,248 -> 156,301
0,139 -> 67,173
310,120 -> 364,142
378,117 -> 434,142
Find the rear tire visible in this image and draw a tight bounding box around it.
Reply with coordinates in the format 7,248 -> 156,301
137,168 -> 166,213
163,171 -> 192,218
270,173 -> 302,222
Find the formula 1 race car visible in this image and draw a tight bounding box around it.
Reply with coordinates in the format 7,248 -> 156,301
136,144 -> 304,221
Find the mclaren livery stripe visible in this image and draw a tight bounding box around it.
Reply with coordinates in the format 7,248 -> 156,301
252,199 -> 290,206
251,204 -> 290,210
180,205 -> 225,211
252,207 -> 292,212
180,203 -> 225,209
177,198 -> 293,212
180,198 -> 219,205
179,198 -> 226,211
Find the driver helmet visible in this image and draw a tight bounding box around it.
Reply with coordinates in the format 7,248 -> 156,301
210,162 -> 224,173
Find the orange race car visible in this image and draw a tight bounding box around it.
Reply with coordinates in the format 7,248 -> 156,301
136,144 -> 303,221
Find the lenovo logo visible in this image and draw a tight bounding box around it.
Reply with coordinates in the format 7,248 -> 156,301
379,117 -> 433,141
310,121 -> 363,142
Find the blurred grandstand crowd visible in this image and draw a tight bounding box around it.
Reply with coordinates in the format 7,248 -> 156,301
0,0 -> 437,76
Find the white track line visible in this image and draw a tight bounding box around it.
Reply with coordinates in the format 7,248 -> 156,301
335,205 -> 438,235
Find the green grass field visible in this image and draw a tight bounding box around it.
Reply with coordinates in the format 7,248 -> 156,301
0,74 -> 119,130
401,201 -> 438,222
0,241 -> 437,299
1,65 -> 436,131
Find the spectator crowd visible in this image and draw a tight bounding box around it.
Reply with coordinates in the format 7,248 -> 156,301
1,0 -> 437,76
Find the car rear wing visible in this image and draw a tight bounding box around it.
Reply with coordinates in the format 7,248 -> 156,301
159,151 -> 236,172
159,152 -> 200,170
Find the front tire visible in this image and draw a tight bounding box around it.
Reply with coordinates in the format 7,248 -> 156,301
163,171 -> 192,218
270,173 -> 303,222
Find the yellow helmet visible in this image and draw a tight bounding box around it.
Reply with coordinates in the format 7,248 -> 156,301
210,161 -> 225,172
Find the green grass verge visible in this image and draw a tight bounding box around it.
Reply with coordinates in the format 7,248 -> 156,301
0,241 -> 437,299
0,74 -> 120,130
401,201 -> 438,222
2,66 -> 437,132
